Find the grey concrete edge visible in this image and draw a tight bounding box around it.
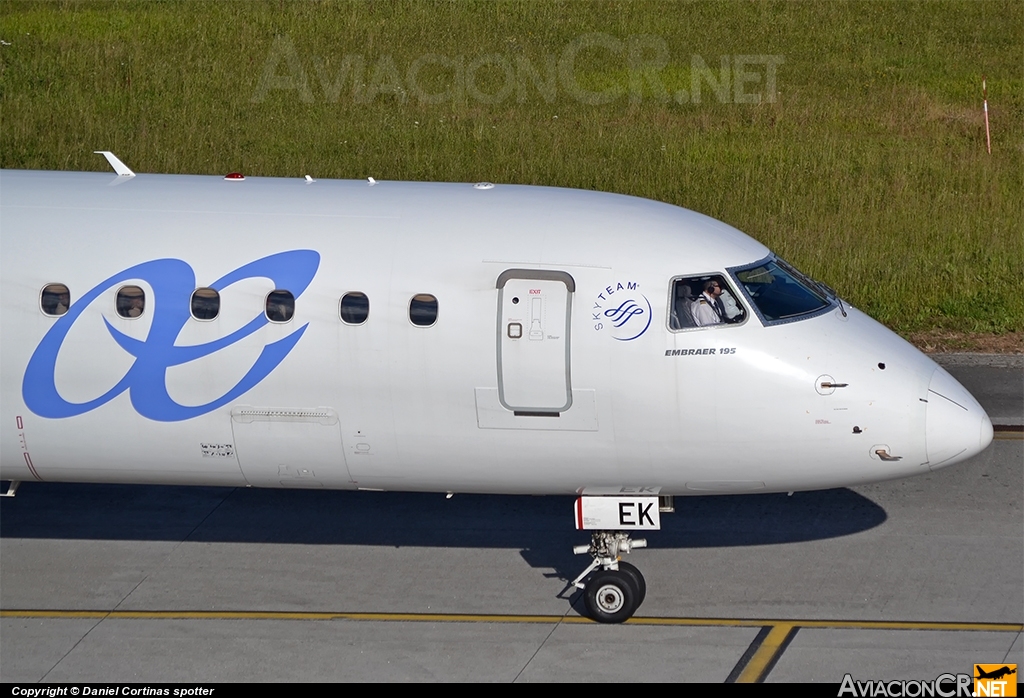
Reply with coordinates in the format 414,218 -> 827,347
929,353 -> 1023,369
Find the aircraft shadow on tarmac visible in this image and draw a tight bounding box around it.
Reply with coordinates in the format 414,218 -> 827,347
0,482 -> 886,582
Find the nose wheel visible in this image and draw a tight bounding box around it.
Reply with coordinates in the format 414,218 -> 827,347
616,560 -> 647,607
572,531 -> 648,623
584,570 -> 637,624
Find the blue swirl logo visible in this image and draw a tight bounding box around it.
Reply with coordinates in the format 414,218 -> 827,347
605,295 -> 652,341
605,299 -> 645,328
592,281 -> 652,342
22,250 -> 320,422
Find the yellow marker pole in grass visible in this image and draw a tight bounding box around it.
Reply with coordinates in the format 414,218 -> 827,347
983,76 -> 991,154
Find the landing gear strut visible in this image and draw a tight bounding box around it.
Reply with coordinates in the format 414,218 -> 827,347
571,531 -> 647,623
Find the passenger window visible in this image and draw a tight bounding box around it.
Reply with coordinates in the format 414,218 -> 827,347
41,284 -> 71,317
409,293 -> 438,327
340,292 -> 369,325
116,285 -> 146,319
191,288 -> 220,320
266,290 -> 294,323
669,275 -> 746,330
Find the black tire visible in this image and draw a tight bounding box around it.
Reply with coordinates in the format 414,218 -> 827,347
617,561 -> 647,609
583,570 -> 637,624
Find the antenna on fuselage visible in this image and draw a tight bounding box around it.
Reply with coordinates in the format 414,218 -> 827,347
93,151 -> 135,177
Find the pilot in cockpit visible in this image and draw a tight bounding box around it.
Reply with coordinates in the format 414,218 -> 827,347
692,280 -> 726,326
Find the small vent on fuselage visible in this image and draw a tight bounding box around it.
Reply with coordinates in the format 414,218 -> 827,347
231,407 -> 339,426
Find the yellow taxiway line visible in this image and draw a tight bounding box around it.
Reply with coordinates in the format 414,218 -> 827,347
5,609 -> 1019,683
730,623 -> 799,683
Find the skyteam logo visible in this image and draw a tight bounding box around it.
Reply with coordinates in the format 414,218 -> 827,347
591,280 -> 652,341
23,250 -> 320,422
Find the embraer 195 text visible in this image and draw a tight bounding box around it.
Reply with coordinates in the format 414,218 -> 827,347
0,153 -> 993,622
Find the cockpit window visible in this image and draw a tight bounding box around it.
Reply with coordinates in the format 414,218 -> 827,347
730,257 -> 831,324
669,274 -> 746,330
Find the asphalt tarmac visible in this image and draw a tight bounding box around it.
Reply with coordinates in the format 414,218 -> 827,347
1,356 -> 1021,683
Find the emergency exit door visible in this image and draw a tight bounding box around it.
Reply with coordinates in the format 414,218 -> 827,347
496,269 -> 575,413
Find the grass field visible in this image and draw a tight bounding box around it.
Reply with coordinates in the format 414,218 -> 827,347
1,1 -> 1021,346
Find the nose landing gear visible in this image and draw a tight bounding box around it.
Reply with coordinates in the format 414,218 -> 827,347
571,531 -> 648,623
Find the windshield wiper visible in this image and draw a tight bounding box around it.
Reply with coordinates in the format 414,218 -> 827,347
815,280 -> 847,317
777,258 -> 847,317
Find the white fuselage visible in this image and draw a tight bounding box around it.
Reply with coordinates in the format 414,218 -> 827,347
0,170 -> 992,495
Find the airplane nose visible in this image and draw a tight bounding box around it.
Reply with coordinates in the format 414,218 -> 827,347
925,367 -> 993,470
